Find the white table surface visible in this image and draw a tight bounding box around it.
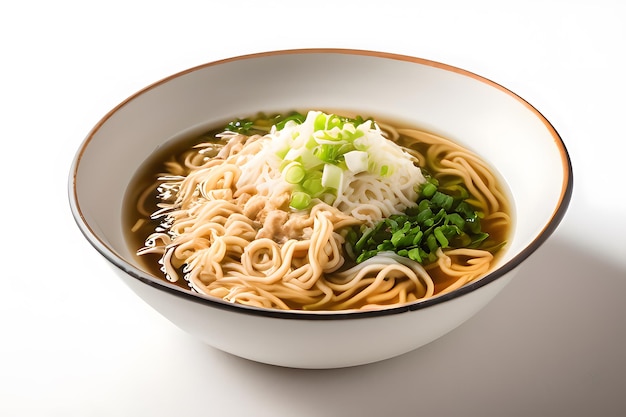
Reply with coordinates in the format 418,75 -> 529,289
2,1 -> 625,416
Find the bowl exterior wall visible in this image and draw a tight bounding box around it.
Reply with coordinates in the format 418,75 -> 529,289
113,266 -> 515,368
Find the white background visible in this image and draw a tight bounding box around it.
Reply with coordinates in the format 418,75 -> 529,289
2,1 -> 625,416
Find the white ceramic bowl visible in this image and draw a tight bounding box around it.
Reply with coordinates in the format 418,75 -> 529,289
69,49 -> 572,369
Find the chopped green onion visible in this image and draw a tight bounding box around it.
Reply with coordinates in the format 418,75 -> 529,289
321,163 -> 343,190
431,191 -> 454,211
408,247 -> 422,262
344,150 -> 368,173
347,181 -> 496,265
421,182 -> 437,197
224,111 -> 306,135
225,119 -> 254,134
290,192 -> 311,210
446,213 -> 466,229
433,227 -> 449,248
230,110 -> 418,211
302,176 -> 324,197
274,113 -> 306,130
284,162 -> 306,184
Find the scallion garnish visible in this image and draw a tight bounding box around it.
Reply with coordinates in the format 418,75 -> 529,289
346,179 -> 496,265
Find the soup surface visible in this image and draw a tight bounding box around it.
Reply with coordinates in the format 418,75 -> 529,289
124,110 -> 512,311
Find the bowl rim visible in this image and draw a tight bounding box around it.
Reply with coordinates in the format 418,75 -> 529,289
68,48 -> 574,320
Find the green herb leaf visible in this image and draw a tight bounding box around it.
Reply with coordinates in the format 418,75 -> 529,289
225,119 -> 254,134
347,180 -> 495,265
